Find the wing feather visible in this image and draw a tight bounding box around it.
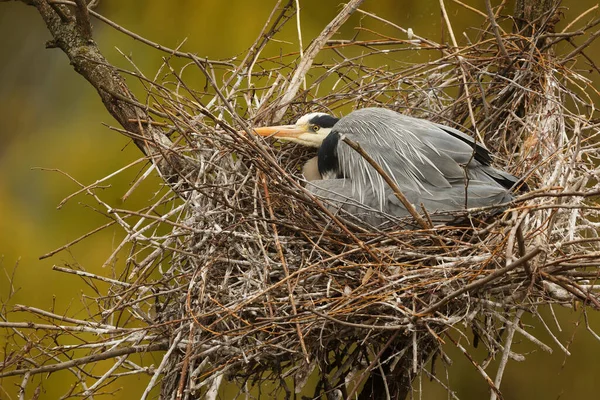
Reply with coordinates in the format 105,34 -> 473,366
330,108 -> 517,212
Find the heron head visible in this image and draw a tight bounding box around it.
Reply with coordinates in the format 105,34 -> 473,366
248,112 -> 339,148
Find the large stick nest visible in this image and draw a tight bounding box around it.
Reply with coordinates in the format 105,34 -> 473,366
2,2 -> 600,399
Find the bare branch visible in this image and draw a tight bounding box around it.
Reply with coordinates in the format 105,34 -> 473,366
0,343 -> 168,378
73,0 -> 91,39
272,0 -> 365,121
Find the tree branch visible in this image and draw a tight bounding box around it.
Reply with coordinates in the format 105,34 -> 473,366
73,0 -> 91,39
272,0 -> 365,121
21,0 -> 185,180
0,342 -> 168,378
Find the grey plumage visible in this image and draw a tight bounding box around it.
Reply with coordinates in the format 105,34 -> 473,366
307,108 -> 519,226
250,107 -> 523,227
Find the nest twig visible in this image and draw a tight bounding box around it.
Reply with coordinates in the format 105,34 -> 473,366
2,1 -> 600,399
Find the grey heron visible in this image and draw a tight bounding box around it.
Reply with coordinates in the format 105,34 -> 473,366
251,108 -> 525,226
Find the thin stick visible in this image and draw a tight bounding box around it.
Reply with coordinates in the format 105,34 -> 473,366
419,247 -> 542,316
562,29 -> 600,62
262,173 -> 310,364
439,0 -> 486,144
493,313 -> 553,353
342,137 -> 431,230
561,4 -> 599,33
47,0 -> 233,66
484,0 -> 508,57
490,309 -> 524,400
52,265 -> 132,287
273,0 -> 365,121
141,332 -> 183,400
39,220 -> 116,259
0,343 -> 167,378
176,323 -> 196,400
294,0 -> 306,90
13,304 -> 122,330
446,333 -> 504,399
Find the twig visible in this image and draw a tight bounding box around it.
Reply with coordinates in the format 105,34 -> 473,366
294,0 -> 305,90
342,137 -> 431,230
273,0 -> 365,121
419,247 -> 543,316
484,0 -> 509,57
533,309 -> 571,356
446,333 -> 504,400
52,265 -> 132,287
262,173 -> 310,364
562,29 -> 600,62
18,372 -> 30,400
39,220 -> 116,259
0,343 -> 167,378
176,323 -> 196,400
73,0 -> 92,39
490,309 -> 524,400
141,332 -> 183,400
13,304 -> 123,330
561,4 -> 598,33
310,310 -> 408,331
493,313 -> 553,353
47,0 -> 233,65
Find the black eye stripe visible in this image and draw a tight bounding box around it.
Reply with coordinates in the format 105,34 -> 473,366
310,114 -> 339,129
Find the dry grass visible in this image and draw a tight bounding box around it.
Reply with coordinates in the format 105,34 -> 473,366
2,1 -> 600,399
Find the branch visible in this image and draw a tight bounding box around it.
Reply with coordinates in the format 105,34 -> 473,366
342,137 -> 432,230
0,342 -> 168,378
562,29 -> 600,62
484,0 -> 508,57
513,0 -> 561,37
48,0 -> 234,66
73,0 -> 91,39
272,0 -> 365,121
20,0 -> 185,179
419,247 -> 543,316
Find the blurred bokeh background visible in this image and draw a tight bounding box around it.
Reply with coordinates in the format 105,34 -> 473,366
1,0 -> 599,398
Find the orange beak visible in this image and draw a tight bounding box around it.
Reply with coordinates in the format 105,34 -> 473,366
245,125 -> 307,140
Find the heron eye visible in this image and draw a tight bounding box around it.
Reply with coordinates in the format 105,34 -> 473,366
312,125 -> 320,132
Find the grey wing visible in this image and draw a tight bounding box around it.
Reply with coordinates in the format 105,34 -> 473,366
333,108 -> 515,211
307,179 -> 411,227
308,178 -> 513,227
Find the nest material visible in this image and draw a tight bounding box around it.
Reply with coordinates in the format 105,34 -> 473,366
2,2 -> 600,400
154,21 -> 600,398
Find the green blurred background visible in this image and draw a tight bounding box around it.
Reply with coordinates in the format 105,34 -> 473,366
1,0 -> 599,399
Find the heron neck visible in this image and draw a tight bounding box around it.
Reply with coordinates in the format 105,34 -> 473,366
317,131 -> 341,178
